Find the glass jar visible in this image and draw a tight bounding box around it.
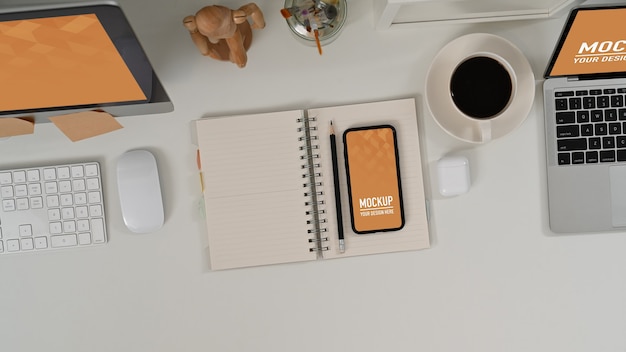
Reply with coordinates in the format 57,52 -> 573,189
282,0 -> 347,49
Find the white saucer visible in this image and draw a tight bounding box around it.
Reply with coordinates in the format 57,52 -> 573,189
425,33 -> 535,143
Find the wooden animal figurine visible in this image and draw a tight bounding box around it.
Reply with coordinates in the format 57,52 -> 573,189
183,3 -> 265,68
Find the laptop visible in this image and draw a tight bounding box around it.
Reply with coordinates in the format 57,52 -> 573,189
544,5 -> 626,233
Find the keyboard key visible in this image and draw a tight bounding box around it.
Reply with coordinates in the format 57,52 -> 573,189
19,225 -> 32,237
598,96 -> 610,108
21,238 -> 33,251
14,185 -> 27,197
26,170 -> 40,182
577,110 -> 590,123
603,136 -> 616,148
558,138 -> 587,151
610,123 -> 622,135
34,237 -> 48,249
59,180 -> 71,193
77,219 -> 90,232
71,165 -> 84,178
1,186 -> 14,198
589,138 -> 601,149
0,172 -> 13,185
45,182 -> 58,194
604,88 -> 616,94
13,171 -> 26,183
557,111 -> 575,124
60,194 -> 73,206
16,198 -> 29,210
2,199 -> 15,212
30,197 -> 43,209
28,183 -> 42,195
48,209 -> 60,221
576,90 -> 588,96
78,233 -> 91,245
583,97 -> 596,109
51,234 -> 77,248
6,239 -> 19,252
74,193 -> 87,205
591,110 -> 603,122
558,153 -> 571,165
86,178 -> 100,190
601,150 -> 616,162
587,151 -> 599,163
557,125 -> 579,138
46,195 -> 59,207
57,167 -> 70,179
555,98 -> 568,110
43,168 -> 56,180
569,97 -> 582,109
73,179 -> 86,192
76,206 -> 88,218
612,95 -> 624,107
50,222 -> 62,234
88,191 -> 101,204
89,205 -> 103,217
91,218 -> 105,244
85,164 -> 99,177
572,152 -> 585,164
63,221 -> 76,233
619,149 -> 626,161
618,136 -> 626,148
606,109 -> 618,121
595,123 -> 608,135
61,207 -> 75,220
556,91 -> 575,97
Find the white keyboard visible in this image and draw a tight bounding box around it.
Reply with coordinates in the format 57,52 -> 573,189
0,161 -> 107,254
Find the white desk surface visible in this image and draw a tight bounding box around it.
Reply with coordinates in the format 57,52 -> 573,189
2,0 -> 626,351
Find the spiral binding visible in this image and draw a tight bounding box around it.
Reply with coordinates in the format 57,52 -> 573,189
299,114 -> 329,254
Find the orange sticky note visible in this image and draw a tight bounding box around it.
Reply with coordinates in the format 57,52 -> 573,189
0,117 -> 35,138
49,110 -> 123,142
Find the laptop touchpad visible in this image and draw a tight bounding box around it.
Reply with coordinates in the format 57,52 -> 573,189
609,165 -> 626,227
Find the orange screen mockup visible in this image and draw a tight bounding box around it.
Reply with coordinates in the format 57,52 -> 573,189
0,14 -> 146,112
344,126 -> 404,234
549,8 -> 626,77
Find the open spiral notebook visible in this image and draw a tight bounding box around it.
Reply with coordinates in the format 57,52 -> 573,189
194,98 -> 430,270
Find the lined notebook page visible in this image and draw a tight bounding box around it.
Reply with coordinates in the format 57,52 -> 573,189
309,99 -> 431,260
195,110 -> 317,270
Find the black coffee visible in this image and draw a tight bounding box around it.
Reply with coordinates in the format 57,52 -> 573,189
450,56 -> 512,119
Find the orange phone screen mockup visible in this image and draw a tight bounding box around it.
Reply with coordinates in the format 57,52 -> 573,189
548,7 -> 626,77
343,125 -> 404,234
0,13 -> 146,112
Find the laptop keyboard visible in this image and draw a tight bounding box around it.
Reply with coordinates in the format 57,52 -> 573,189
0,161 -> 107,254
555,87 -> 626,165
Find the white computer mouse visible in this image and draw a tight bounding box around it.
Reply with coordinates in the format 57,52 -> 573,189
116,149 -> 164,233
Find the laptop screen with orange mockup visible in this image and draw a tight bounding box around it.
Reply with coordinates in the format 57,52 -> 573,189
546,6 -> 626,78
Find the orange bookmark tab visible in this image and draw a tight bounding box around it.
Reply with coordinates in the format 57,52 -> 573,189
49,110 -> 123,142
0,117 -> 35,138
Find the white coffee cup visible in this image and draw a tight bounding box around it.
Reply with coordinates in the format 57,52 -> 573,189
426,33 -> 535,144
